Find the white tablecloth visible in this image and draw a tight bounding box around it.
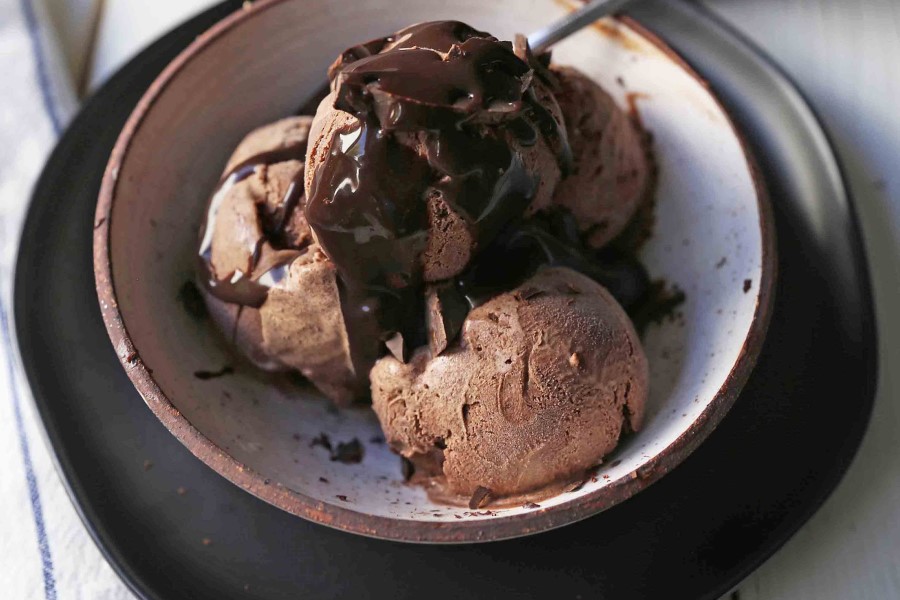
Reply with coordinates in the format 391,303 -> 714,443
0,1 -> 132,597
2,1 -> 898,598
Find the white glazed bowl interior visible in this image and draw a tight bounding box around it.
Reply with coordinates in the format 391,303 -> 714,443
102,0 -> 768,540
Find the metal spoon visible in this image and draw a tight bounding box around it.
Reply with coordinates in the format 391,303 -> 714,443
528,0 -> 638,53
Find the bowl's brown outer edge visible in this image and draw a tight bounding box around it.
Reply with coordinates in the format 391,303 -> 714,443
92,1 -> 777,544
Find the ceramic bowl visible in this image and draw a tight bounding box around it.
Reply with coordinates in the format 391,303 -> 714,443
94,0 -> 775,542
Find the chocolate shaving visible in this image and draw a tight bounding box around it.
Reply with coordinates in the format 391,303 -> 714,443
336,495 -> 349,502
385,332 -> 407,363
193,365 -> 234,380
426,282 -> 469,356
468,486 -> 493,509
743,279 -> 753,293
564,478 -> 587,493
311,434 -> 364,464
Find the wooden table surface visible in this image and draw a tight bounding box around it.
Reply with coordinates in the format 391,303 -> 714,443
41,1 -> 900,598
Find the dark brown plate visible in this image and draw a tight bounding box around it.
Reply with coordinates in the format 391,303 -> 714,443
14,0 -> 876,597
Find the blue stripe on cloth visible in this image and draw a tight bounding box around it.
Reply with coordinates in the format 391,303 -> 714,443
19,0 -> 64,135
0,293 -> 58,600
12,0 -> 64,596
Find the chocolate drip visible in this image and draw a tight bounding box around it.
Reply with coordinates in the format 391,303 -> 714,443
306,21 -> 571,365
197,141 -> 309,307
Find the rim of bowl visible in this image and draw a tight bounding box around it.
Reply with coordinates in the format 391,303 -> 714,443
93,0 -> 777,544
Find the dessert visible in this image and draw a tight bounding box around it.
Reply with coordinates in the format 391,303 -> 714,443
551,66 -> 653,248
197,20 -> 654,503
371,267 -> 646,501
198,116 -> 373,404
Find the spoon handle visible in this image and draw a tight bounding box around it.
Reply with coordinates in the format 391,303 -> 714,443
528,0 -> 637,53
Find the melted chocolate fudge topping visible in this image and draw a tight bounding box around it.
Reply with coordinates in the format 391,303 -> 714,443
306,21 -> 572,362
198,142 -> 309,308
197,22 -> 650,396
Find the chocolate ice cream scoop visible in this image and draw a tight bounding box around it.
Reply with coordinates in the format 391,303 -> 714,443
304,21 -> 571,363
550,66 -> 652,248
371,267 -> 647,502
197,117 -> 377,404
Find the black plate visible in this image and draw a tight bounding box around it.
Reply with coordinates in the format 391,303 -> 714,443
14,1 -> 876,598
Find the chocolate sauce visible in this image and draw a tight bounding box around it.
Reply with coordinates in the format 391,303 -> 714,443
306,21 -> 572,365
197,142 -> 309,307
455,210 -> 650,311
198,21 -> 651,393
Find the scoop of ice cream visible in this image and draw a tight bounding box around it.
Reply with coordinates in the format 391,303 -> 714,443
303,21 -> 571,358
198,116 -> 377,405
550,66 -> 652,248
371,266 -> 647,500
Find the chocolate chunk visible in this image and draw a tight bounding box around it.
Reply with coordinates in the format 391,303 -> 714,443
426,282 -> 470,356
331,439 -> 364,464
743,278 -> 752,293
311,434 -> 364,464
310,432 -> 333,452
468,485 -> 493,509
